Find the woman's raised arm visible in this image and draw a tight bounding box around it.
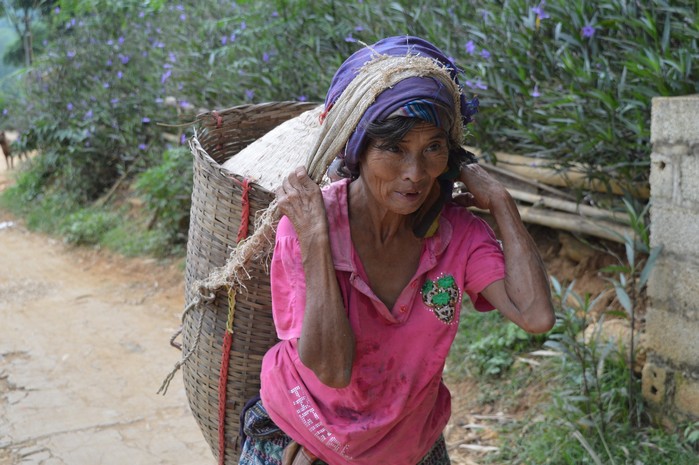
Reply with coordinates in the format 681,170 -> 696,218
458,164 -> 555,334
275,166 -> 355,387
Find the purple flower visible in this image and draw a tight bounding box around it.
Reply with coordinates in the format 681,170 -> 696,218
119,54 -> 130,65
180,14 -> 186,21
240,21 -> 247,30
176,4 -> 185,11
103,82 -> 110,89
110,98 -> 119,105
245,89 -> 255,100
161,70 -> 172,84
107,39 -> 114,46
582,24 -> 596,38
532,1 -> 550,20
84,109 -> 93,119
179,100 -> 191,109
139,143 -> 147,150
67,103 -> 74,111
180,133 -> 187,144
54,7 -> 60,14
138,11 -> 145,18
142,51 -> 149,57
2,109 -> 8,115
67,50 -> 76,58
117,71 -> 123,79
221,35 -> 228,45
297,95 -> 308,102
118,36 -> 125,44
142,117 -> 151,123
354,25 -> 364,32
168,52 -> 177,63
163,63 -> 173,69
230,33 -> 237,43
466,79 -> 488,91
263,52 -> 270,62
480,49 -> 491,59
531,85 -> 541,98
106,59 -> 113,66
271,11 -> 279,18
465,40 -> 475,54
345,33 -> 357,43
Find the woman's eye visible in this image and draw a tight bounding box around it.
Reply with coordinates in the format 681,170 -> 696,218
426,142 -> 444,153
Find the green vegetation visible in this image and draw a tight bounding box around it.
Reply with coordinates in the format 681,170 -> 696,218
1,1 -> 697,254
447,204 -> 697,463
1,1 -> 697,461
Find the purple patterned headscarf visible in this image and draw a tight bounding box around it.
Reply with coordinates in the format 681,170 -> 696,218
323,36 -> 478,176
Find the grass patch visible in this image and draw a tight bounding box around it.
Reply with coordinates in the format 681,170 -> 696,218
447,306 -> 548,378
447,280 -> 698,465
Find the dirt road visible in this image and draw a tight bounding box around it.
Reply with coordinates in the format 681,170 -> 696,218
0,159 -> 213,464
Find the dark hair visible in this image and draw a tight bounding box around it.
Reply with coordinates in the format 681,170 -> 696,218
364,116 -> 456,151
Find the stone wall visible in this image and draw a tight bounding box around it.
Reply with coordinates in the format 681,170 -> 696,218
643,95 -> 699,425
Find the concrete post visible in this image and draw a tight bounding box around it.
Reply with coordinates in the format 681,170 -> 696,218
643,95 -> 699,425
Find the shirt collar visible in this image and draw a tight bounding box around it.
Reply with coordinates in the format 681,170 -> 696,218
324,179 -> 453,272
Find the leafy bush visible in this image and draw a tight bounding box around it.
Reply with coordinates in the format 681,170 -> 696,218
5,0 -> 697,209
2,0 -> 697,256
61,207 -> 120,245
133,146 -> 192,246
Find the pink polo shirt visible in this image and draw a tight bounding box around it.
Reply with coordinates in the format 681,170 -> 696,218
260,178 -> 505,465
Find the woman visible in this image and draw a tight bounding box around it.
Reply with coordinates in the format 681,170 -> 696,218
239,36 -> 555,465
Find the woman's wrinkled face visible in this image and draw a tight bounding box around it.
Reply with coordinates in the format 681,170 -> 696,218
359,122 -> 449,215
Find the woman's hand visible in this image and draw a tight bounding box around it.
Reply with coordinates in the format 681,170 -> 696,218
454,163 -> 509,211
276,166 -> 328,244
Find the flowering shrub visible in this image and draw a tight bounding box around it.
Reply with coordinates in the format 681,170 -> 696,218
2,0 -> 697,230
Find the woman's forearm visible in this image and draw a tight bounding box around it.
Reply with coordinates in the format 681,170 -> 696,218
489,190 -> 555,333
297,234 -> 355,388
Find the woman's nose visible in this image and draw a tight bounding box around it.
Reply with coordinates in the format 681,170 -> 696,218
401,153 -> 427,181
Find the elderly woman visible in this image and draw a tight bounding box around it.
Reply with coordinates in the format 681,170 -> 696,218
239,36 -> 555,465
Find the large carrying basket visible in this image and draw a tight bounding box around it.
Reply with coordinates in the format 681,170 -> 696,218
182,101 -> 319,464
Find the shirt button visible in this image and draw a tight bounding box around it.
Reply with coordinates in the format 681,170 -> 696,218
400,305 -> 407,313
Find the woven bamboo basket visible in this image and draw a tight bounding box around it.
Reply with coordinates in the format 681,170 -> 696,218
182,101 -> 319,464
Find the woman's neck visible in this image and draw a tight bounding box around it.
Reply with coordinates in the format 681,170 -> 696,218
348,179 -> 415,245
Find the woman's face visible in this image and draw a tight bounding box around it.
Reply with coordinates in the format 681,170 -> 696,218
358,122 -> 449,216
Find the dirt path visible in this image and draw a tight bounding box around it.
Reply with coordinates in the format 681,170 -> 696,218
0,160 -> 213,464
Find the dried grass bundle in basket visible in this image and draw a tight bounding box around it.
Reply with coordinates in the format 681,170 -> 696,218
170,101 -> 320,464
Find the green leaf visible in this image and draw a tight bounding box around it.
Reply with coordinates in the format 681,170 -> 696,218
615,286 -> 632,315
638,244 -> 663,290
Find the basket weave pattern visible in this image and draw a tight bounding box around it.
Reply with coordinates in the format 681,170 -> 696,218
183,102 -> 319,464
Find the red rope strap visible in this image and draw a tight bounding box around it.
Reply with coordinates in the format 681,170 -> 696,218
217,178 -> 251,465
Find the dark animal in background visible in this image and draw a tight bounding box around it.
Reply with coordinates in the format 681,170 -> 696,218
0,131 -> 25,170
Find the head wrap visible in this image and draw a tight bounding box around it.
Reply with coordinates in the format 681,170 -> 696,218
323,35 -> 478,176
